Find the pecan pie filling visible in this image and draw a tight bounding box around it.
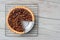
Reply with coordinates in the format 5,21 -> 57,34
8,8 -> 32,32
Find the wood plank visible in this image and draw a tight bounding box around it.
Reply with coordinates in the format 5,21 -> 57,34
0,12 -> 5,29
0,0 -> 38,4
39,1 -> 60,19
0,4 -> 5,12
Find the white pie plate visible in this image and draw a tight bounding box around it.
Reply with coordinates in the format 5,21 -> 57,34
22,21 -> 34,33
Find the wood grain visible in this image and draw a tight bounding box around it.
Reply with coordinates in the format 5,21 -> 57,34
0,0 -> 60,40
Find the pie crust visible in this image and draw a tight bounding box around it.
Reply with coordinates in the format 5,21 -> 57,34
6,6 -> 34,34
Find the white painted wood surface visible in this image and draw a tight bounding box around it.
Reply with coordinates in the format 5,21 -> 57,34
0,0 -> 60,40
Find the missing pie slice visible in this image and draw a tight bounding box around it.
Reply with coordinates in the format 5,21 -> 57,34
6,6 -> 34,34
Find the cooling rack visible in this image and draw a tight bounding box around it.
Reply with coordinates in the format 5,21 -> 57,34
5,4 -> 39,37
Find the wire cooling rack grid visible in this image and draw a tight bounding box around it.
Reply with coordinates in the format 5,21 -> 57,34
5,4 -> 39,37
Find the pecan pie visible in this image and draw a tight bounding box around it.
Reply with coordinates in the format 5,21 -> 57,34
6,6 -> 34,34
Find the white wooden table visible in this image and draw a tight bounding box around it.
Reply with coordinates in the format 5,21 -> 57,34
0,0 -> 60,40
